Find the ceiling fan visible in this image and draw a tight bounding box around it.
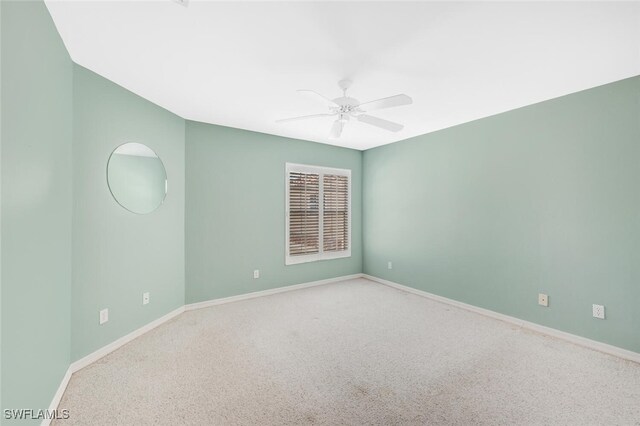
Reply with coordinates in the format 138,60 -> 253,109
276,79 -> 413,139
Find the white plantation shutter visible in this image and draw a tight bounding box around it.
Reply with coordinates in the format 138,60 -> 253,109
323,174 -> 349,252
286,164 -> 351,265
288,172 -> 320,256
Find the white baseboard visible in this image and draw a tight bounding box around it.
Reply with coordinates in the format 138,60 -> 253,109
185,273 -> 364,311
69,305 -> 186,374
45,273 -> 363,422
363,274 -> 640,364
41,367 -> 72,426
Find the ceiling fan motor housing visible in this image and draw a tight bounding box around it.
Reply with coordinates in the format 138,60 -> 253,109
333,97 -> 360,115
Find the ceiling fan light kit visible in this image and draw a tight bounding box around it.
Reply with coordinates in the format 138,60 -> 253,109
277,79 -> 413,139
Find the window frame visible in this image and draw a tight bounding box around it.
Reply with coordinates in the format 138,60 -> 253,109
285,162 -> 352,265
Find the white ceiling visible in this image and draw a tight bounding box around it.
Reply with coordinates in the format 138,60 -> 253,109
45,1 -> 640,150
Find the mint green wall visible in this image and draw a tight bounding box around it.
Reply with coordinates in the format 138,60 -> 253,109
1,1 -> 72,422
185,121 -> 362,303
72,66 -> 185,361
363,76 -> 640,353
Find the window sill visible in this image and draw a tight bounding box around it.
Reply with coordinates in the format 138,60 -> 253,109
285,250 -> 351,265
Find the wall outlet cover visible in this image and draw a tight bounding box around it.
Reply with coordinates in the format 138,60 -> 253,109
592,304 -> 605,319
538,293 -> 549,307
388,261 -> 393,270
143,292 -> 150,305
253,269 -> 260,279
99,308 -> 109,325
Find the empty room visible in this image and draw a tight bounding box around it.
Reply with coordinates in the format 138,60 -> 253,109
1,0 -> 640,424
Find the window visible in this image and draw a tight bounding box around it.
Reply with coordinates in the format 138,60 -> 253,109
286,163 -> 351,265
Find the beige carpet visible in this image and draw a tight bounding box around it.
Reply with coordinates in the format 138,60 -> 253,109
55,278 -> 640,425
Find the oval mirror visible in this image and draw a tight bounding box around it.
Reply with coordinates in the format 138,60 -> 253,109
107,142 -> 167,214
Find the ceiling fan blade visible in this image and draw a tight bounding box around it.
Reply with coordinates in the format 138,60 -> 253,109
357,114 -> 404,132
329,119 -> 344,139
276,113 -> 336,123
297,89 -> 339,107
358,94 -> 412,112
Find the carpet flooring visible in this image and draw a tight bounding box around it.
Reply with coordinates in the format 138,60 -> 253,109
55,278 -> 640,425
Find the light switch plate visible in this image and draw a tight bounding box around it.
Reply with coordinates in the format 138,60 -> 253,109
143,292 -> 150,305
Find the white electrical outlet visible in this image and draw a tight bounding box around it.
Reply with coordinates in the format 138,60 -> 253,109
592,304 -> 605,319
143,292 -> 150,305
99,308 -> 109,325
253,269 -> 260,279
538,293 -> 549,307
388,261 -> 393,270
